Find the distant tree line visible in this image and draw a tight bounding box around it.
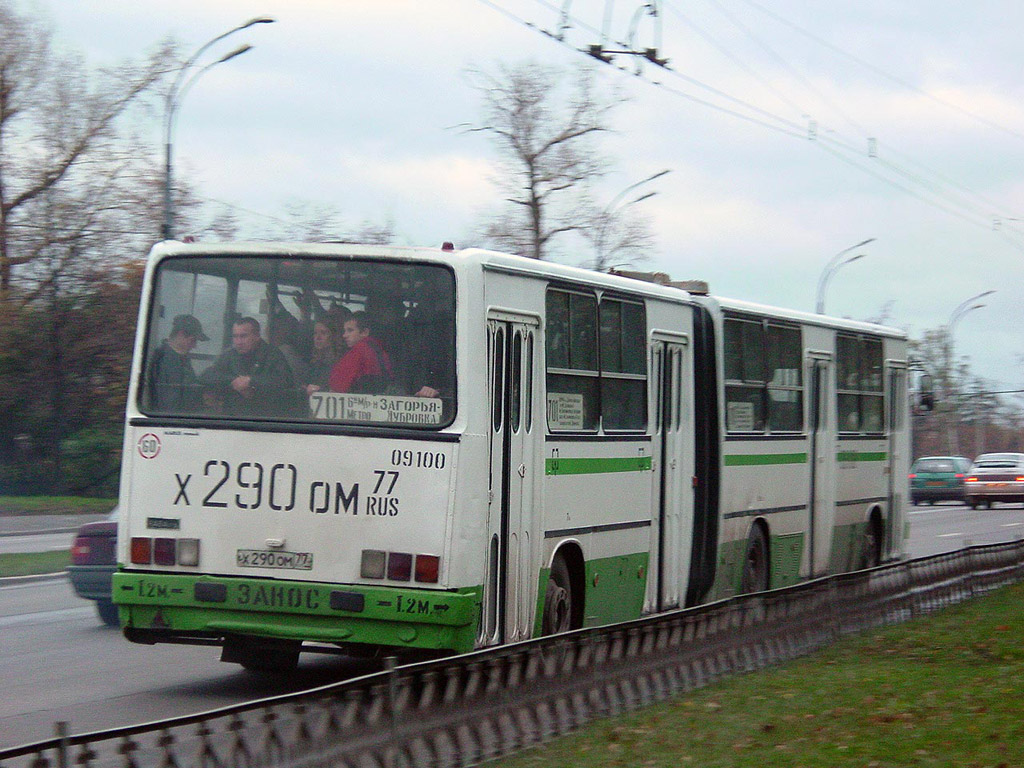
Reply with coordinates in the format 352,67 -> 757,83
0,0 -> 665,496
910,328 -> 1024,461
0,2 -> 397,495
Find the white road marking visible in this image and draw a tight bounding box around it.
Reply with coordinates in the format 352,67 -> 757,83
937,532 -> 965,538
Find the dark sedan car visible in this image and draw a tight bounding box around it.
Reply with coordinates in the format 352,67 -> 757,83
908,456 -> 972,504
68,508 -> 118,626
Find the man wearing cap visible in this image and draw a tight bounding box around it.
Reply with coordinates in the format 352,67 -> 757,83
147,314 -> 208,412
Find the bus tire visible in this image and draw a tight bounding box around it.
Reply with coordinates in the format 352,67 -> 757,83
541,556 -> 573,635
861,517 -> 882,569
739,525 -> 769,594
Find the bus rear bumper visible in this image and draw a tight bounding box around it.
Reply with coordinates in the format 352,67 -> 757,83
113,571 -> 480,655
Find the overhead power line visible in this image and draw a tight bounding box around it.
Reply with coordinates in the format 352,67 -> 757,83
735,0 -> 1024,143
474,0 -> 1024,251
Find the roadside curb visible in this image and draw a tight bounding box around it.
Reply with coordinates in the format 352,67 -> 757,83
0,571 -> 68,585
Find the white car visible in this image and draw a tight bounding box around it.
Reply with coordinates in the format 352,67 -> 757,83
965,453 -> 1024,509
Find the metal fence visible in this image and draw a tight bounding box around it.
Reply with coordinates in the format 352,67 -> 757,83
4,540 -> 1024,768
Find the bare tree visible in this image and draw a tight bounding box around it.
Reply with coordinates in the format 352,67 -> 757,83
468,61 -> 621,260
242,199 -> 394,244
582,200 -> 656,271
0,0 -> 172,294
0,1 -> 175,492
910,327 -> 1024,458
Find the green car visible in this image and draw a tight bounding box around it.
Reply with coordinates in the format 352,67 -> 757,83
908,456 -> 971,505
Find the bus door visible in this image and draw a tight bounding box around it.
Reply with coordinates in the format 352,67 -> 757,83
484,313 -> 538,645
885,364 -> 907,557
807,354 -> 835,576
651,334 -> 693,612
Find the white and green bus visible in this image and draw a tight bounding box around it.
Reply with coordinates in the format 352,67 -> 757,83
114,242 -> 909,670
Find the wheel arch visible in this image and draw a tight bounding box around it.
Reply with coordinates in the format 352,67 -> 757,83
863,504 -> 884,567
740,517 -> 771,593
550,541 -> 586,630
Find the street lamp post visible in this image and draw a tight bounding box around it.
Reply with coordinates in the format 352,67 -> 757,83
162,17 -> 274,240
593,169 -> 671,271
815,238 -> 875,314
943,290 -> 995,453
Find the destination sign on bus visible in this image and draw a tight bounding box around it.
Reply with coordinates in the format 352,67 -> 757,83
547,392 -> 585,430
310,392 -> 443,425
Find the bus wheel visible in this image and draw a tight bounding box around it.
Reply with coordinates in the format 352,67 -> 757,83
739,526 -> 769,594
861,519 -> 881,569
542,556 -> 573,635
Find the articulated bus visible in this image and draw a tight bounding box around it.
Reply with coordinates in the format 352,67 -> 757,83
114,242 -> 909,670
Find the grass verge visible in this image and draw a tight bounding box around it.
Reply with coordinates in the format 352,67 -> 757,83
496,582 -> 1024,768
0,496 -> 116,516
0,549 -> 71,577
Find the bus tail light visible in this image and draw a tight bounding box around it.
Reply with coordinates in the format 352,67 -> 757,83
154,538 -> 176,566
415,554 -> 440,583
178,539 -> 201,566
361,549 -> 386,579
361,549 -> 440,583
131,537 -> 152,564
387,552 -> 413,581
130,536 -> 200,566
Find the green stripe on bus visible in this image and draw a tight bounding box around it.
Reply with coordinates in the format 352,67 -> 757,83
723,452 -> 808,466
837,451 -> 888,462
545,456 -> 653,475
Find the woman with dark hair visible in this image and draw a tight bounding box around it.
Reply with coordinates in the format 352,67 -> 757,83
303,319 -> 340,396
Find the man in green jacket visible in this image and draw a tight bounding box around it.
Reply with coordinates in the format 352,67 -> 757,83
200,317 -> 295,417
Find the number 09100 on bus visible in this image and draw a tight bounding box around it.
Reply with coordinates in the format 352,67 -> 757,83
113,242 -> 909,671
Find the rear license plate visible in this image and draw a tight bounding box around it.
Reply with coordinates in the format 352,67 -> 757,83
987,483 -> 1007,488
926,481 -> 944,486
236,549 -> 313,570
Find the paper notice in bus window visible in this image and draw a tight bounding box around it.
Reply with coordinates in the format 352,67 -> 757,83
547,392 -> 585,430
310,392 -> 443,425
727,401 -> 755,432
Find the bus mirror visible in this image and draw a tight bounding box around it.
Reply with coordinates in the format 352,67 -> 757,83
917,373 -> 935,411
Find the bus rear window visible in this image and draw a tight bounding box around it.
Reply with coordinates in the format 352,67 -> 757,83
139,256 -> 456,428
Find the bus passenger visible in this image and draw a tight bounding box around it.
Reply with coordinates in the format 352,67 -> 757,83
200,317 -> 295,416
405,293 -> 454,398
147,314 -> 207,412
271,322 -> 308,386
329,312 -> 393,394
302,320 -> 340,396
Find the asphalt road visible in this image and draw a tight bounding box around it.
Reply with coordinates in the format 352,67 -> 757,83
0,577 -> 381,749
1,501 -> 1021,749
905,500 -> 1024,558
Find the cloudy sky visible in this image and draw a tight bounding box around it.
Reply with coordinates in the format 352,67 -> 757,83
28,0 -> 1024,391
